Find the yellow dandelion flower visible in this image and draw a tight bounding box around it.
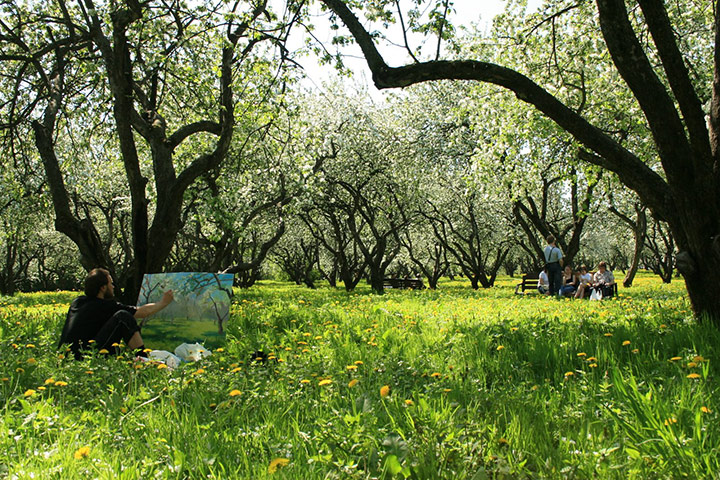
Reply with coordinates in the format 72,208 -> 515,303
622,341 -> 631,346
380,385 -> 390,397
120,407 -> 128,414
45,378 -> 55,385
85,370 -> 94,375
589,363 -> 598,368
687,373 -> 701,379
215,348 -> 225,352
26,358 -> 37,365
498,438 -> 509,446
405,399 -> 414,406
564,372 -> 574,377
156,364 -> 168,370
348,379 -> 358,388
98,349 -> 109,354
231,367 -> 242,373
701,406 -> 712,413
354,360 -> 364,365
229,389 -> 242,397
443,388 -> 452,392
604,333 -> 613,337
111,343 -> 120,347
318,379 -> 332,386
496,345 -> 505,351
73,446 -> 90,459
664,417 -> 678,426
587,357 -> 597,362
15,368 -> 24,373
687,362 -> 698,368
38,386 -> 46,391
632,349 -> 639,354
24,389 -> 36,397
25,344 -> 35,348
577,352 -> 587,357
55,381 -> 68,387
670,356 -> 682,361
693,356 -> 706,363
300,379 -> 311,384
659,324 -> 667,328
268,458 -> 290,474
346,365 -> 358,371
430,372 -> 441,378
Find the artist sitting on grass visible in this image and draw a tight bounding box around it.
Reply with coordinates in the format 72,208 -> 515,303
58,268 -> 174,360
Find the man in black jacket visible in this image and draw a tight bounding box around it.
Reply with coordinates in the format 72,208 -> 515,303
58,268 -> 174,359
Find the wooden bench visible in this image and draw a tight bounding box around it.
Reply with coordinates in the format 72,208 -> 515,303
514,274 -> 540,295
383,278 -> 425,290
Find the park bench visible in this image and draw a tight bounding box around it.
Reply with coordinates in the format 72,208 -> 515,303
383,278 -> 425,290
514,274 -> 540,295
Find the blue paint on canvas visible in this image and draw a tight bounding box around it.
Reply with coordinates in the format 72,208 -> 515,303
137,272 -> 234,350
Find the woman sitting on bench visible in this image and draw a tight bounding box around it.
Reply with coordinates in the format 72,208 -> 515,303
591,261 -> 616,298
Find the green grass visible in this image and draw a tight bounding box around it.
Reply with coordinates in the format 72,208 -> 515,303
1,274 -> 718,479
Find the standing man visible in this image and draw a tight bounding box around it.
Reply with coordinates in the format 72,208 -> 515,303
58,268 -> 174,360
543,235 -> 564,297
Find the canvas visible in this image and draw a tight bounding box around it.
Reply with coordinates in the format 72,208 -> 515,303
137,272 -> 234,351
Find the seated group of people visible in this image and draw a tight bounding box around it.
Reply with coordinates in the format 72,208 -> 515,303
538,261 -> 616,298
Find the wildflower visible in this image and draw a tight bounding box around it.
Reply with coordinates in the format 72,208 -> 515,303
348,379 -> 358,388
26,358 -> 37,365
380,385 -> 390,397
496,345 -> 505,351
430,372 -> 442,378
687,373 -> 701,379
577,352 -> 587,357
111,343 -> 120,347
26,344 -> 35,349
215,348 -> 224,352
354,361 -> 364,365
564,372 -> 574,377
664,417 -> 678,426
38,386 -> 46,391
73,446 -> 91,459
300,379 -> 310,384
589,363 -> 598,368
346,365 -> 358,371
586,357 -> 597,362
687,362 -> 698,368
157,364 -> 168,370
702,406 -> 712,414
24,389 -> 36,397
45,378 -> 55,385
16,368 -> 24,373
54,381 -> 68,387
229,390 -> 242,397
632,349 -> 639,354
318,379 -> 332,386
268,458 -> 290,474
670,356 -> 682,362
231,367 -> 242,373
405,399 -> 414,406
693,356 -> 706,363
98,349 -> 109,355
120,407 -> 128,414
604,333 -> 613,337
498,438 -> 509,446
443,388 -> 452,393
622,341 -> 631,346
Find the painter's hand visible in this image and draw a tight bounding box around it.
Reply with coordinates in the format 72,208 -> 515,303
161,290 -> 174,306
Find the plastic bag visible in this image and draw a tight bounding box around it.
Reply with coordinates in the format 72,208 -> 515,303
174,342 -> 212,362
590,288 -> 603,301
148,350 -> 182,369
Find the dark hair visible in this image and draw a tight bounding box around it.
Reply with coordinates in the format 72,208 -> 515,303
546,235 -> 555,244
598,261 -> 607,269
84,268 -> 110,297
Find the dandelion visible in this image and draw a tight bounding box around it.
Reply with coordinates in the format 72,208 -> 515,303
687,362 -> 698,368
215,348 -> 225,352
670,356 -> 682,362
120,407 -> 128,414
687,373 -> 701,379
702,406 -> 712,413
44,378 -> 55,385
26,358 -> 37,365
586,357 -> 597,362
443,388 -> 452,393
229,390 -> 242,397
354,361 -> 364,365
24,389 -> 36,397
346,365 -> 358,371
498,438 -> 509,446
111,343 -> 120,347
622,341 -> 631,346
577,352 -> 587,357
693,356 -> 706,363
589,363 -> 598,368
430,372 -> 442,378
268,458 -> 290,474
16,368 -> 24,373
604,333 -> 613,337
564,372 -> 574,378
496,345 -> 505,351
98,349 -> 109,354
300,379 -> 310,384
632,349 -> 639,354
405,399 -> 414,406
157,364 -> 168,370
231,367 -> 242,373
73,446 -> 91,459
318,379 -> 332,386
380,385 -> 390,397
664,417 -> 678,426
54,381 -> 68,387
348,379 -> 358,388
25,344 -> 35,349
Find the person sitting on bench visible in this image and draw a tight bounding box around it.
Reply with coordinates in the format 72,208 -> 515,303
591,261 -> 616,298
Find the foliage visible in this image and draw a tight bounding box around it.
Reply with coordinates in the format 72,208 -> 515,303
2,276 -> 719,478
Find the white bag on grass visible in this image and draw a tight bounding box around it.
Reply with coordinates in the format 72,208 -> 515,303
148,350 -> 182,369
174,342 -> 212,362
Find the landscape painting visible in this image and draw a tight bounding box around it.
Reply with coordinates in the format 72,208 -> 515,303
136,272 -> 234,351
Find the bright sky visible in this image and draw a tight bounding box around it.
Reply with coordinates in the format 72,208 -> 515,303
289,0 -> 540,94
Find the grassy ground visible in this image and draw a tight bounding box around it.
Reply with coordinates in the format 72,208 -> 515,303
1,273 -> 718,479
